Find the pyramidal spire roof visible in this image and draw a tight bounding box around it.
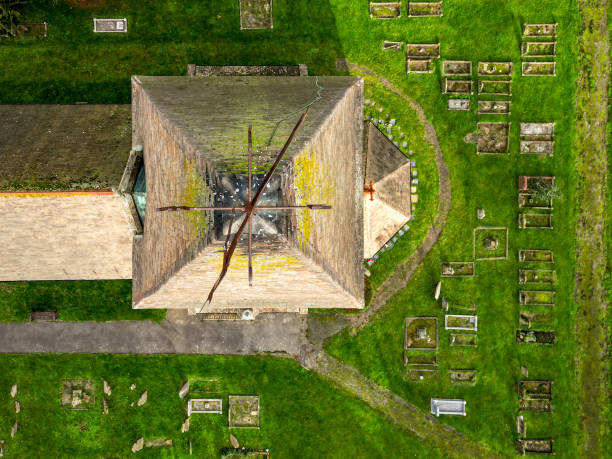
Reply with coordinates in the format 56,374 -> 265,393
363,122 -> 412,259
130,75 -> 364,312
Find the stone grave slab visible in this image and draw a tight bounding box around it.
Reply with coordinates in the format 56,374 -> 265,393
430,398 -> 466,416
448,99 -> 470,111
520,140 -> 554,155
240,0 -> 273,29
93,18 -> 127,33
229,396 -> 260,428
476,122 -> 510,154
61,380 -> 95,410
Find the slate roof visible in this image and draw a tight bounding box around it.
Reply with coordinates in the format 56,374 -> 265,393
363,122 -> 411,258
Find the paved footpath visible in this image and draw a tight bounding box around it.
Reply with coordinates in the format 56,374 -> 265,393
0,312 -> 302,356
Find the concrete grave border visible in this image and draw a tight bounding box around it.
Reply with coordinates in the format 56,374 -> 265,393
442,60 -> 472,77
518,192 -> 553,210
449,333 -> 477,347
407,59 -> 433,73
404,317 -> 438,350
444,314 -> 478,331
519,290 -> 555,306
518,213 -> 553,229
478,61 -> 513,77
522,23 -> 557,39
518,249 -> 554,263
187,398 -> 223,415
522,61 -> 556,76
443,79 -> 473,94
518,269 -> 556,285
478,80 -> 512,96
521,41 -> 557,58
369,2 -> 402,19
441,261 -> 475,277
408,2 -> 443,17
477,100 -> 511,115
383,40 -> 403,51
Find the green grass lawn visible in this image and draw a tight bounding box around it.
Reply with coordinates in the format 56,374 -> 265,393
0,354 -> 440,458
324,0 -> 581,456
0,281 -> 165,322
0,0 -> 589,456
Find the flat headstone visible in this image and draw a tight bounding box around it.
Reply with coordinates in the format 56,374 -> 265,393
434,281 -> 441,300
181,418 -> 190,433
477,208 -> 485,220
130,383 -> 136,391
103,380 -> 111,396
132,437 -> 144,453
10,385 -> 17,398
179,381 -> 189,399
229,433 -> 240,449
145,439 -> 172,449
93,18 -> 127,33
103,398 -> 109,415
521,366 -> 529,377
10,422 -> 17,438
14,401 -> 20,414
137,391 -> 148,406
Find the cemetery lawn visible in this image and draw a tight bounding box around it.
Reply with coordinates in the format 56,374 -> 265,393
0,354 -> 441,458
323,0 -> 582,457
0,281 -> 165,322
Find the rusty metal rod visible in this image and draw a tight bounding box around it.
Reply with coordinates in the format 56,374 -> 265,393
203,110 -> 310,306
248,125 -> 253,287
157,204 -> 331,212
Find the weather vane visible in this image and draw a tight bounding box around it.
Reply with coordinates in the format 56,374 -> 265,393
157,109 -> 331,310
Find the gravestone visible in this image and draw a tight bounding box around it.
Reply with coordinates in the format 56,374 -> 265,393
240,0 -> 273,29
137,391 -> 148,406
93,18 -> 127,33
179,381 -> 189,398
132,437 -> 144,453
